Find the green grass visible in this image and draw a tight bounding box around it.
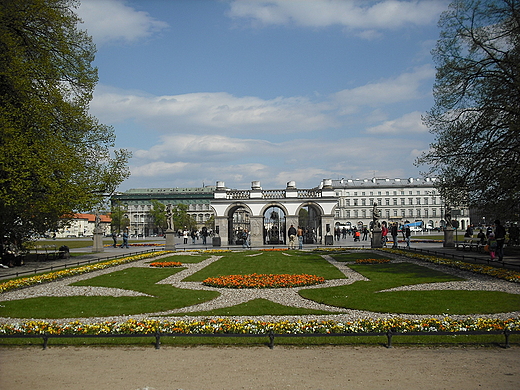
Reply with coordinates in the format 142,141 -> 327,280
183,251 -> 345,281
150,254 -> 212,264
2,251 -> 519,320
299,262 -> 520,314
327,252 -> 391,262
0,267 -> 219,318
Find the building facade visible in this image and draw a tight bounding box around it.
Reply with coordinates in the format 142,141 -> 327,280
55,213 -> 112,238
109,178 -> 470,238
111,186 -> 215,237
331,177 -> 470,231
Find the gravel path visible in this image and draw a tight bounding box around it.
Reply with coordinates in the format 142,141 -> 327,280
1,250 -> 519,324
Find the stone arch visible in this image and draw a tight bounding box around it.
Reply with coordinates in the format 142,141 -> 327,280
262,203 -> 288,245
295,202 -> 324,244
224,203 -> 253,245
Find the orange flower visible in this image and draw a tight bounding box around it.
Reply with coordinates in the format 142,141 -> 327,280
203,273 -> 325,288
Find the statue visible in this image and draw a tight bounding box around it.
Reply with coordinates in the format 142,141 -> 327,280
166,204 -> 173,231
444,206 -> 452,228
372,203 -> 381,229
94,212 -> 101,231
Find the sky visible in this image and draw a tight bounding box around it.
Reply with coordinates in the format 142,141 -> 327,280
75,0 -> 450,192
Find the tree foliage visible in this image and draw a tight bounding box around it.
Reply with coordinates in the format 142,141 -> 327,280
417,0 -> 520,219
0,0 -> 130,247
149,200 -> 167,233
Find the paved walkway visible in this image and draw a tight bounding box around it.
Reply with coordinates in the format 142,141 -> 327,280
1,235 -> 519,281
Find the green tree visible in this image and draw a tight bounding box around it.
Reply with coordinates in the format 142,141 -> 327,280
149,200 -> 167,234
173,204 -> 197,231
417,0 -> 520,219
0,0 -> 130,249
110,202 -> 130,234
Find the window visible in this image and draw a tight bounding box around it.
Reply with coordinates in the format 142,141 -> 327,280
393,198 -> 398,205
408,198 -> 413,205
353,199 -> 358,206
385,198 -> 390,206
401,209 -> 406,217
346,199 -> 350,206
424,197 -> 429,205
416,198 -> 421,205
362,199 -> 366,206
432,209 -> 437,217
393,209 -> 398,217
416,209 -> 421,217
401,198 -> 406,205
409,209 -> 414,217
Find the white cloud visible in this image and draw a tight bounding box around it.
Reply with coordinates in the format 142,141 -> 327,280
333,65 -> 434,113
365,111 -> 427,134
228,0 -> 447,35
76,0 -> 168,45
91,86 -> 338,134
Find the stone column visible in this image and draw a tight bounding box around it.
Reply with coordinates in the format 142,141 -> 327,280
92,228 -> 104,253
164,229 -> 176,251
249,216 -> 264,247
371,228 -> 383,248
443,228 -> 455,247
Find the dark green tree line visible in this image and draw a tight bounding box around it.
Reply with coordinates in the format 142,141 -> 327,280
0,0 -> 130,250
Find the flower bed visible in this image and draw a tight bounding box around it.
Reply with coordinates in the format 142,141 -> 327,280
260,248 -> 289,252
202,273 -> 325,288
1,317 -> 518,336
355,258 -> 391,264
149,261 -> 182,267
0,251 -> 172,294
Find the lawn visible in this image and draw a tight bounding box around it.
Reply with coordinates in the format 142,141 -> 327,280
0,250 -> 518,319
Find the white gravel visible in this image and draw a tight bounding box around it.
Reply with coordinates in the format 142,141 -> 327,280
0,250 -> 518,324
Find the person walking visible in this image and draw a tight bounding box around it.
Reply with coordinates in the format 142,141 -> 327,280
487,233 -> 498,261
381,222 -> 388,247
404,225 -> 411,248
120,230 -> 129,248
288,224 -> 297,249
111,232 -> 117,248
390,223 -> 398,248
183,228 -> 189,244
297,226 -> 304,249
242,229 -> 251,249
494,220 -> 506,262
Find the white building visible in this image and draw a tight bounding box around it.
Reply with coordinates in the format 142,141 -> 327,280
330,177 -> 470,231
55,214 -> 112,238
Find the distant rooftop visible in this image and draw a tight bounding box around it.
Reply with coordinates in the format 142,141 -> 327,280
330,177 -> 438,188
123,186 -> 216,194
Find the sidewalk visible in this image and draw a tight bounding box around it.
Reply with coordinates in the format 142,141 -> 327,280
1,236 -> 518,280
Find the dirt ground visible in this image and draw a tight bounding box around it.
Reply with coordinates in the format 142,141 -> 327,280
1,345 -> 519,390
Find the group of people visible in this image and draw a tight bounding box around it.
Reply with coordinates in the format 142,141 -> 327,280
287,225 -> 305,249
180,226 -> 211,245
473,220 -> 507,262
111,231 -> 129,248
333,223 -> 411,248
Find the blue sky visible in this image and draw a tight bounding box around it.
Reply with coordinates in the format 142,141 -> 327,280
76,0 -> 450,191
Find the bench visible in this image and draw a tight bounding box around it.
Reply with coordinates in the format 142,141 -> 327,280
34,245 -> 69,261
457,238 -> 484,252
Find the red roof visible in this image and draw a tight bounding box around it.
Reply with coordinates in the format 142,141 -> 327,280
72,213 -> 112,223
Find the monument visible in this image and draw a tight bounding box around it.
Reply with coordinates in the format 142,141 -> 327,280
443,206 -> 455,247
164,204 -> 176,251
371,203 -> 383,248
92,212 -> 104,252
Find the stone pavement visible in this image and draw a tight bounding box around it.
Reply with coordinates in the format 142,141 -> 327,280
1,234 -> 518,281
